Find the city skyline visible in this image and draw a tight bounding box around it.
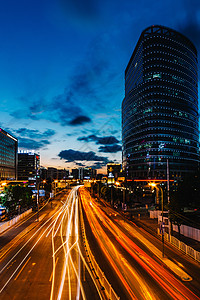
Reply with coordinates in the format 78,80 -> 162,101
0,0 -> 200,172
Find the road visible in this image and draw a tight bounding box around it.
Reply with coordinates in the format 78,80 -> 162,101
0,188 -> 104,300
1,186 -> 200,300
80,186 -> 200,300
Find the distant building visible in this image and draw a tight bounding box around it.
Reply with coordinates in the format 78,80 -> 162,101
107,163 -> 121,180
0,128 -> 18,180
71,167 -> 97,180
40,166 -> 48,180
57,169 -> 69,180
71,169 -> 79,179
122,25 -> 199,180
78,167 -> 97,180
17,151 -> 40,185
47,167 -> 58,180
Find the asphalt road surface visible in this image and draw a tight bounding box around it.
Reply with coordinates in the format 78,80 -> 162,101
1,186 -> 200,300
0,188 -> 103,300
80,187 -> 200,300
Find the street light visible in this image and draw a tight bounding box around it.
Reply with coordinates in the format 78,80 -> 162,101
149,182 -> 164,258
54,180 -> 58,197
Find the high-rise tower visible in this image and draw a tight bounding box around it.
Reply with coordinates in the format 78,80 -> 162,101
122,25 -> 199,179
0,128 -> 18,180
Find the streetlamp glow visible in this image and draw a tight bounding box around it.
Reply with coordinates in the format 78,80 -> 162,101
149,182 -> 156,187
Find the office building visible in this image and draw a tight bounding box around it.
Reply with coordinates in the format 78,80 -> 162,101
47,168 -> 69,180
122,25 -> 199,179
40,166 -> 48,180
0,128 -> 18,180
47,167 -> 58,180
107,163 -> 122,180
17,151 -> 40,184
78,167 -> 97,180
57,169 -> 69,180
71,169 -> 79,179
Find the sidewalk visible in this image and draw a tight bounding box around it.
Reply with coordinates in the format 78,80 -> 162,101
131,213 -> 200,252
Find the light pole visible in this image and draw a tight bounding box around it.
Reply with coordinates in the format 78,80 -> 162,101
149,182 -> 164,258
54,180 -> 58,198
36,162 -> 40,221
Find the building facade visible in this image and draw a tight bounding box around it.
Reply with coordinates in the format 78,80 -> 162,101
107,163 -> 122,180
47,168 -> 69,180
122,25 -> 199,180
17,151 -> 40,184
71,168 -> 97,180
78,167 -> 97,180
0,128 -> 18,180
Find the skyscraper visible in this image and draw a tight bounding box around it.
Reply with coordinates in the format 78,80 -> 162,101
122,25 -> 199,180
0,128 -> 18,180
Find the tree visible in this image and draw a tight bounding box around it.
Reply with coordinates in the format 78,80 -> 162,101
3,185 -> 18,214
21,186 -> 33,208
168,191 -> 183,236
168,172 -> 200,236
3,184 -> 33,215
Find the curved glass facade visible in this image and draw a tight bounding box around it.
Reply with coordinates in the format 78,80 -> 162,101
122,25 -> 199,179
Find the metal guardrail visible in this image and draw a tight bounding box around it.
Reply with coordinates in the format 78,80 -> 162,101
158,229 -> 200,263
80,213 -> 120,300
82,227 -> 120,300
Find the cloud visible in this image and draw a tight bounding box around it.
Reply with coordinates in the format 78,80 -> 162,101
91,162 -> 107,169
75,162 -> 85,167
177,0 -> 200,49
69,115 -> 92,126
9,27 -> 116,128
98,144 -> 122,153
78,134 -> 119,145
15,128 -> 56,139
58,149 -> 108,163
19,138 -> 50,150
60,0 -> 101,28
10,90 -> 89,127
4,127 -> 54,151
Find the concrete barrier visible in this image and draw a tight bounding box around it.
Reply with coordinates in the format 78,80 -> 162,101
0,208 -> 32,234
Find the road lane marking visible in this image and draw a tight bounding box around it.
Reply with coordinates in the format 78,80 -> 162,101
14,256 -> 31,281
49,257 -> 59,282
0,209 -> 63,294
6,260 -> 16,270
0,223 -> 37,260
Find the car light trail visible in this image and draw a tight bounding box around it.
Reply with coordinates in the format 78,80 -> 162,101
50,186 -> 103,300
80,187 -> 200,300
0,187 -> 109,299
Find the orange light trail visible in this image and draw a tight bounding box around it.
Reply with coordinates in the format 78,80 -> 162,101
79,187 -> 200,300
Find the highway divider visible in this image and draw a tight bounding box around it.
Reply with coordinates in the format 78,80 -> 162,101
81,226 -> 120,300
79,195 -> 120,300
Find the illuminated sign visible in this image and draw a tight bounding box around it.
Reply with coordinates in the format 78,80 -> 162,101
18,150 -> 38,155
32,189 -> 45,196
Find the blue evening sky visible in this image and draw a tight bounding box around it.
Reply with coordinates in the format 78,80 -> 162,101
0,0 -> 200,172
